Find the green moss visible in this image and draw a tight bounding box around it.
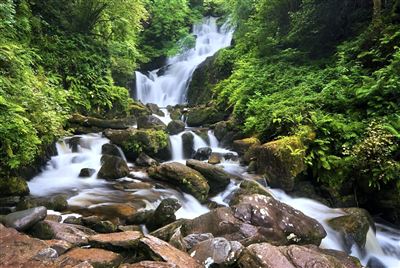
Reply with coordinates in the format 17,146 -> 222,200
186,106 -> 226,127
0,177 -> 29,197
122,129 -> 168,155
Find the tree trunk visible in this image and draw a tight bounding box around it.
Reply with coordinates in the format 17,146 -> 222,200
373,0 -> 382,18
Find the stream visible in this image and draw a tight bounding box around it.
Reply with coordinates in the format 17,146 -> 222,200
28,17 -> 400,267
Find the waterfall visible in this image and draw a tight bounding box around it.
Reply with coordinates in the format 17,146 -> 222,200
135,17 -> 233,106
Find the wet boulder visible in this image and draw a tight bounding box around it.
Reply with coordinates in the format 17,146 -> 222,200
189,237 -> 243,267
186,159 -> 231,194
328,208 -> 374,251
0,176 -> 29,197
137,115 -> 166,130
183,233 -> 214,250
98,155 -> 129,180
69,113 -> 134,130
89,231 -> 143,251
89,203 -> 137,221
166,120 -> 185,135
135,152 -> 158,167
186,106 -> 226,127
182,132 -> 195,158
208,152 -> 222,164
3,206 -> 47,231
238,243 -> 362,268
101,143 -> 122,157
79,168 -> 96,177
81,216 -> 117,233
193,147 -> 212,161
149,162 -> 210,202
58,248 -> 123,268
233,137 -> 261,156
146,103 -> 165,116
129,100 -> 152,117
147,198 -> 181,231
229,180 -> 273,206
17,194 -> 68,212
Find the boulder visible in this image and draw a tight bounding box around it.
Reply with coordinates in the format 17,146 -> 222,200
229,180 -> 273,206
166,120 -> 186,135
69,113 -> 134,129
193,147 -> 212,161
120,261 -> 175,268
101,143 -> 123,157
146,103 -> 165,116
4,206 -> 47,231
182,132 -> 195,158
44,239 -> 73,255
57,248 -> 123,268
149,163 -> 210,202
0,196 -> 20,207
79,168 -> 96,177
88,203 -> 137,221
328,208 -> 374,251
186,159 -> 231,194
98,155 -> 129,180
29,220 -> 96,246
238,243 -> 362,268
82,216 -> 117,233
182,194 -> 326,247
147,198 -> 181,231
186,106 -> 226,127
16,195 -> 68,212
254,136 -> 306,191
233,137 -> 261,156
89,231 -> 143,251
137,115 -> 166,130
167,105 -> 183,120
135,152 -> 158,167
129,101 -> 152,117
183,233 -> 214,250
208,153 -> 222,164
0,176 -> 29,197
139,235 -> 202,268
189,237 -> 243,267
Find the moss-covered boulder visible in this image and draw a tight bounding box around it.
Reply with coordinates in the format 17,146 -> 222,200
254,136 -> 306,192
98,155 -> 129,180
233,137 -> 261,156
128,100 -> 151,117
104,128 -> 169,161
149,162 -> 210,202
146,103 -> 165,116
0,177 -> 29,197
212,120 -> 244,147
229,180 -> 273,206
146,198 -> 181,231
328,208 -> 374,251
137,115 -> 166,130
182,132 -> 195,158
166,120 -> 186,135
186,106 -> 226,127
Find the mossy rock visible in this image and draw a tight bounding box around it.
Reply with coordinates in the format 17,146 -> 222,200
166,120 -> 185,135
128,101 -> 151,117
233,137 -> 261,156
0,177 -> 29,197
229,180 -> 272,206
98,155 -> 129,180
254,136 -> 306,192
148,162 -> 210,203
186,106 -> 226,127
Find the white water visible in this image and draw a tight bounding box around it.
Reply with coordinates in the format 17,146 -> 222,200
136,17 -> 233,106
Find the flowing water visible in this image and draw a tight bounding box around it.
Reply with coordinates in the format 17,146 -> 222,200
27,16 -> 400,267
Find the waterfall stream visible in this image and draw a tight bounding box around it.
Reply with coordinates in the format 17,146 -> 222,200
27,17 -> 399,267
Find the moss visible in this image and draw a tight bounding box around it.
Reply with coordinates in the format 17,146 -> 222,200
128,100 -> 151,117
186,106 -> 226,127
123,129 -> 168,155
0,177 -> 29,197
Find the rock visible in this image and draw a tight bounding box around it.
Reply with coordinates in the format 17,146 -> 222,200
189,237 -> 243,267
101,143 -> 123,157
229,180 -> 273,206
57,248 -> 123,268
127,210 -> 155,225
69,113 -> 134,129
45,214 -> 62,222
0,176 -> 29,197
137,115 -> 166,130
118,225 -> 142,232
89,231 -> 143,251
238,243 -> 362,268
16,195 -> 68,212
67,136 -> 81,152
233,137 -> 261,156
129,100 -> 152,117
89,203 -> 137,221
166,120 -> 185,135
120,261 -> 175,268
34,248 -> 58,260
82,216 -> 117,233
186,106 -> 226,127
135,152 -> 158,167
186,159 -> 231,194
44,239 -> 73,255
254,136 -> 306,191
167,105 -> 183,120
63,216 -> 83,225
208,153 -> 221,164
4,206 -> 47,231
182,132 -> 195,158
193,147 -> 212,161
0,224 -> 57,267
146,103 -> 165,116
149,162 -> 210,202
182,194 -> 326,246
98,155 -> 129,180
147,198 -> 181,231
29,220 -> 96,246
104,128 -> 168,161
150,219 -> 189,242
0,196 -> 21,206
79,168 -> 96,177
139,235 -> 202,268
183,233 -> 214,250
328,208 -> 374,251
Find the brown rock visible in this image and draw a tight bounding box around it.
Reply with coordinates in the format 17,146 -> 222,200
139,235 -> 202,268
89,203 -> 136,220
57,248 -> 122,268
208,153 -> 222,164
233,137 -> 260,155
44,239 -> 74,255
120,261 -> 175,268
89,231 -> 143,251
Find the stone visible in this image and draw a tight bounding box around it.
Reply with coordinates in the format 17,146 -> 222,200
120,261 -> 175,268
4,206 -> 47,231
208,153 -> 221,164
232,137 -> 261,156
182,132 -> 195,159
186,106 -> 226,127
139,235 -> 202,268
0,176 -> 29,197
149,162 -> 210,203
101,143 -> 122,157
129,100 -> 152,117
146,198 -> 181,231
63,216 -> 83,225
89,231 -> 143,251
29,220 -> 96,246
16,195 -> 68,212
97,155 -> 129,180
127,210 -> 155,225
183,233 -> 214,250
45,214 -> 62,222
88,203 -> 137,221
44,239 -> 73,255
193,147 -> 212,161
82,216 -> 117,233
166,120 -> 185,135
238,243 -> 362,268
189,237 -> 243,267
137,115 -> 166,130
57,248 -> 123,268
69,113 -> 134,129
135,152 -> 158,167
328,208 -> 374,251
186,159 -> 231,194
146,103 -> 165,116
0,224 -> 57,267
229,180 -> 273,206
0,196 -> 20,206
